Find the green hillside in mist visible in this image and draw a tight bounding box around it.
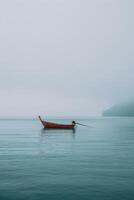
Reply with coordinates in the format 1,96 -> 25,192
103,102 -> 134,116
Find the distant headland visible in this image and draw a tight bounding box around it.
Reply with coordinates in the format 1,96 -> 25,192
103,102 -> 134,117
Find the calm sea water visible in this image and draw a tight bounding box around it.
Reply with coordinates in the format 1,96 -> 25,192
0,117 -> 134,200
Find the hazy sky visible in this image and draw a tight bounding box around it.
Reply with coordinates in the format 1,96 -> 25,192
0,0 -> 133,117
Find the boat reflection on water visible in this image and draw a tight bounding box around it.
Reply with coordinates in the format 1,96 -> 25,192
38,128 -> 76,155
41,128 -> 76,134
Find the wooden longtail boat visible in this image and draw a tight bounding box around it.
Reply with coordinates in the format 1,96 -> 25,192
38,116 -> 76,129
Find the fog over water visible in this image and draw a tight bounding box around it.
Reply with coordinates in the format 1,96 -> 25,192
0,0 -> 133,117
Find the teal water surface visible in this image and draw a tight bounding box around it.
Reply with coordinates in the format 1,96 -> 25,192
0,118 -> 134,200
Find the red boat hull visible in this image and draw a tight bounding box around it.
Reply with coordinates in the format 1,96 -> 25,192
39,116 -> 75,129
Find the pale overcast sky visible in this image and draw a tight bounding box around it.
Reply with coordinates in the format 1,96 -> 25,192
0,0 -> 133,117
